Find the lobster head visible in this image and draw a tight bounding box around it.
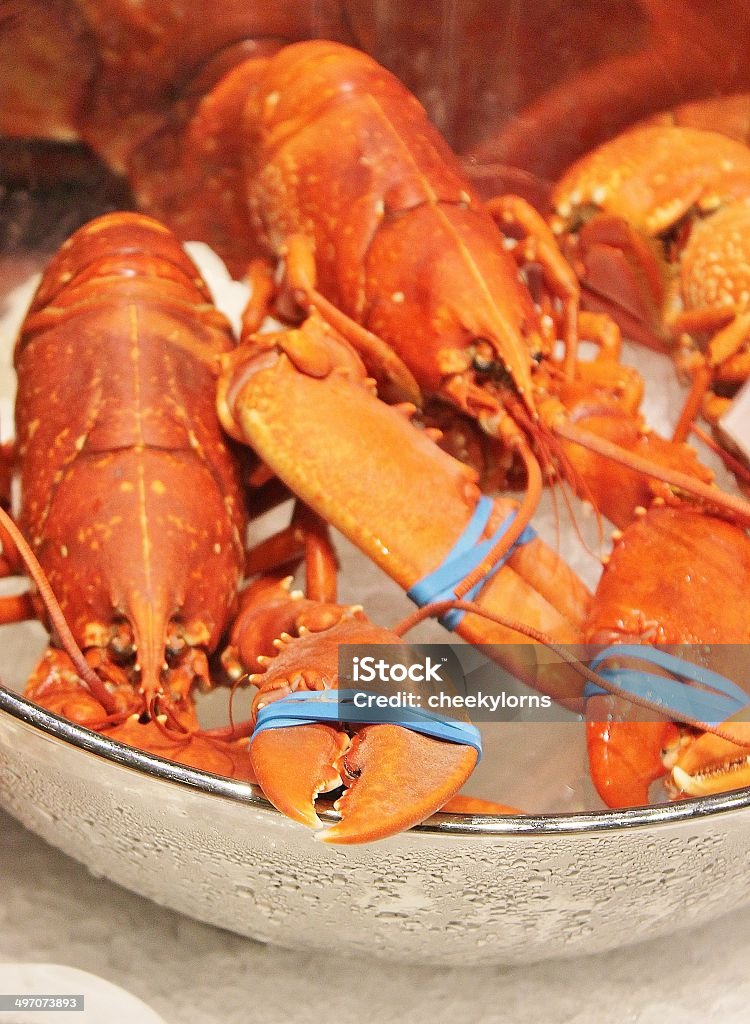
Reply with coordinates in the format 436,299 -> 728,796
363,200 -> 546,424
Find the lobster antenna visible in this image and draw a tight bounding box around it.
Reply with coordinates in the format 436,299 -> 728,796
0,506 -> 118,714
554,419 -> 750,525
690,424 -> 750,487
517,400 -> 606,558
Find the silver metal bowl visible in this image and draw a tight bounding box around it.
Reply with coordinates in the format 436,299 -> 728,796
2,103 -> 750,966
2,672 -> 749,967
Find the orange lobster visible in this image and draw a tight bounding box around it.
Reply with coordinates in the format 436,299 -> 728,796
4,212 -> 748,838
184,39 -> 750,559
550,123 -> 750,488
3,12 -> 750,832
4,11 -> 742,532
0,213 -> 253,775
213,309 -> 604,838
1,212 -> 563,842
216,285 -> 750,817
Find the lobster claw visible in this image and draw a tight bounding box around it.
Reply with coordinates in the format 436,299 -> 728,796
585,695 -> 681,808
240,605 -> 480,843
670,722 -> 750,797
251,720 -> 478,844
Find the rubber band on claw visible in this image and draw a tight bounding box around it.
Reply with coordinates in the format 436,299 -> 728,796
253,689 -> 483,759
407,498 -> 537,629
584,645 -> 750,725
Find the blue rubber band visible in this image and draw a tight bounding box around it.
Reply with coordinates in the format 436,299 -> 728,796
407,497 -> 537,629
253,689 -> 483,759
584,645 -> 750,725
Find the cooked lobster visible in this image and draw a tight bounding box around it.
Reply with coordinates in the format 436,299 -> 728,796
217,287 -> 750,818
0,212 -> 546,842
0,212 -> 252,775
2,9 -> 750,834
463,1 -> 750,181
7,5 -> 750,539
550,123 -> 750,490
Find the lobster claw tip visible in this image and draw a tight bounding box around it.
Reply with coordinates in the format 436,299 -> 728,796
250,722 -> 347,831
670,765 -> 708,797
315,724 -> 478,845
670,725 -> 750,798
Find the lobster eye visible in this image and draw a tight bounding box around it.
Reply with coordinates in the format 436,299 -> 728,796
165,627 -> 188,663
471,338 -> 512,385
471,338 -> 495,372
108,619 -> 136,663
472,355 -> 493,372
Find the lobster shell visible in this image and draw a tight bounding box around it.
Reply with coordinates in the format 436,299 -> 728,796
15,213 -> 247,704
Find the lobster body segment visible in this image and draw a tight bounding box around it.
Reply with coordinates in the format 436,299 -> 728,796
551,124 -> 750,472
15,213 -> 247,709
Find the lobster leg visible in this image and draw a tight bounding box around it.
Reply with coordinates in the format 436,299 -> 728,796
671,312 -> 750,443
243,501 -> 339,603
0,593 -> 36,625
550,348 -> 716,529
485,195 -> 580,372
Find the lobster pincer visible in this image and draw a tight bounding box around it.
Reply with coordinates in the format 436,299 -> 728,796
217,560 -> 480,845
582,504 -> 750,808
245,617 -> 480,845
669,719 -> 750,798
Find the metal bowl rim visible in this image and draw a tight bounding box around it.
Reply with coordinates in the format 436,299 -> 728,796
2,682 -> 750,837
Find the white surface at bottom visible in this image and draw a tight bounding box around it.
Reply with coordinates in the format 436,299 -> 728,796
0,810 -> 748,1024
0,963 -> 166,1023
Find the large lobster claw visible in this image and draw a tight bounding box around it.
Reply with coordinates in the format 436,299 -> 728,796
585,696 -> 681,808
252,721 -> 477,844
246,617 -> 478,844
